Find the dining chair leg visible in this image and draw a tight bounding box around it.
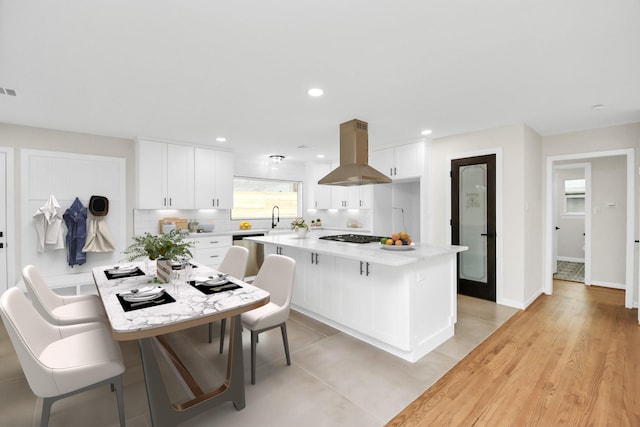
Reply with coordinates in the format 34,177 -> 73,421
208,322 -> 214,344
113,375 -> 126,427
41,396 -> 54,427
280,323 -> 291,366
250,330 -> 258,385
219,318 -> 227,354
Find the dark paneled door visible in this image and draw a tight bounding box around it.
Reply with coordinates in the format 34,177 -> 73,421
451,154 -> 496,301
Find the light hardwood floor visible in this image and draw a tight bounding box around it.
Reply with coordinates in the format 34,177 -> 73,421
387,280 -> 640,427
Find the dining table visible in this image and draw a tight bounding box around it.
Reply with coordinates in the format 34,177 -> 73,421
92,261 -> 270,427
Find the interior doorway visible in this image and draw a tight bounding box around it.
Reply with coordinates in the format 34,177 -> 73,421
545,149 -> 634,310
552,163 -> 591,284
451,154 -> 497,302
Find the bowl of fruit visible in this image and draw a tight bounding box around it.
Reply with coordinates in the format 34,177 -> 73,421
239,221 -> 252,230
379,232 -> 415,251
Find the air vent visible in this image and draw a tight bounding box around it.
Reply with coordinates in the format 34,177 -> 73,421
0,87 -> 16,96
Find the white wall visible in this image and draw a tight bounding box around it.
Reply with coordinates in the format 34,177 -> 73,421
430,124 -> 537,308
543,122 -> 640,304
523,126 -> 543,306
0,123 -> 135,285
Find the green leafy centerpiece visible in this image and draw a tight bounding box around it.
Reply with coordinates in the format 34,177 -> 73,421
124,230 -> 194,282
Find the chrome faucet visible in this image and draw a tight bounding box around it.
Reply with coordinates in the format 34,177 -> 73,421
271,205 -> 280,229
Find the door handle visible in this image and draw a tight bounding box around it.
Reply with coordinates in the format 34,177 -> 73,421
555,226 -> 560,230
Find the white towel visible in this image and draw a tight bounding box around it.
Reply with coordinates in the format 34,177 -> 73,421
33,194 -> 65,252
82,217 -> 116,252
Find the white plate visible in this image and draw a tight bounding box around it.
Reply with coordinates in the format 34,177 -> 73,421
201,278 -> 228,286
123,290 -> 164,302
379,243 -> 415,251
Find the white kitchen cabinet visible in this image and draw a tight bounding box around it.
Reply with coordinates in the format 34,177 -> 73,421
136,139 -> 194,209
187,234 -> 232,269
266,244 -> 305,305
335,258 -> 410,350
304,252 -> 337,318
194,148 -> 234,209
307,163 -> 332,210
370,141 -> 424,181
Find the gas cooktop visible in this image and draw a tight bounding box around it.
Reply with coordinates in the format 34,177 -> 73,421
318,234 -> 386,244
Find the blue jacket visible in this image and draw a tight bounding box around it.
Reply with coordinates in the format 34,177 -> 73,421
63,197 -> 87,267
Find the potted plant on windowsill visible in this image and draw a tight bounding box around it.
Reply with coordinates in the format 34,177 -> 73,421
123,230 -> 194,282
290,218 -> 309,238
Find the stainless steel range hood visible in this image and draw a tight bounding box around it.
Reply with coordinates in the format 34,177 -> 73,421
318,119 -> 392,186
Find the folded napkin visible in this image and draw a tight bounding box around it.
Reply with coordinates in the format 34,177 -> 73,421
120,286 -> 163,297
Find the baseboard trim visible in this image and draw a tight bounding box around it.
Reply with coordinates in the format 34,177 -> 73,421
557,257 -> 585,263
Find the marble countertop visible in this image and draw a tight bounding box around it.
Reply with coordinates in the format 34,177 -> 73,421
92,262 -> 269,339
246,235 -> 467,267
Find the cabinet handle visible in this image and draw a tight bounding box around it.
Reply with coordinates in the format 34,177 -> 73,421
315,253 -> 318,264
210,241 -> 219,244
169,197 -> 172,206
311,253 -> 314,264
359,200 -> 362,207
164,197 -> 167,207
216,198 -> 220,207
366,262 -> 370,276
359,261 -> 364,275
393,167 -> 397,176
212,198 -> 215,207
210,255 -> 219,258
390,168 -> 393,175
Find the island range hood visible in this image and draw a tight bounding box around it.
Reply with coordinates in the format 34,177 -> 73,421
318,119 -> 392,186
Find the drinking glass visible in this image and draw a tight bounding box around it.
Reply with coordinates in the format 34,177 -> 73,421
184,262 -> 193,285
171,268 -> 181,296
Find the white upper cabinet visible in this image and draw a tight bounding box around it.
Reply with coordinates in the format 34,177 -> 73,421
136,139 -> 194,209
194,148 -> 233,209
307,163 -> 332,210
370,141 -> 424,181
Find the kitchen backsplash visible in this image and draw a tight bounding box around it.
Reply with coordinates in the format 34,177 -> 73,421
133,208 -> 371,235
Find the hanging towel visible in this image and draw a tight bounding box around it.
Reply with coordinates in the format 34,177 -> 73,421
63,197 -> 88,267
33,194 -> 65,252
82,217 -> 116,253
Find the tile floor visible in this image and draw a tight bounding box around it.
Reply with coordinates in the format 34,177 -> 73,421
0,296 -> 518,427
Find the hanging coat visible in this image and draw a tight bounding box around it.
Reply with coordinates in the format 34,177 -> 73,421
82,217 -> 116,253
63,197 -> 87,267
33,194 -> 65,252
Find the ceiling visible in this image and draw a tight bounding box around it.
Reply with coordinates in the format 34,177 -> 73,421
1,1 -> 639,164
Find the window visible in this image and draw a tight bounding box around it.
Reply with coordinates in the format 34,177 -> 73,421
231,177 -> 300,219
564,179 -> 585,215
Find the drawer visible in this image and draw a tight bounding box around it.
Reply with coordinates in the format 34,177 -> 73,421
193,247 -> 229,267
188,235 -> 232,250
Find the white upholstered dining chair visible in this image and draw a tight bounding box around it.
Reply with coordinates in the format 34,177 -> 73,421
220,254 -> 296,384
0,287 -> 126,427
22,264 -> 106,325
209,245 -> 250,348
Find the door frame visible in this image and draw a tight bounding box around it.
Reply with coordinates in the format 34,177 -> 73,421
544,148 -> 634,309
553,163 -> 592,285
0,147 -> 16,292
446,148 -> 504,305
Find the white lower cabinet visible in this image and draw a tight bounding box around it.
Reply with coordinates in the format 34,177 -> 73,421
187,235 -> 232,269
335,258 -> 410,350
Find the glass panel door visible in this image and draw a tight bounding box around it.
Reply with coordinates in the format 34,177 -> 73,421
459,164 -> 488,283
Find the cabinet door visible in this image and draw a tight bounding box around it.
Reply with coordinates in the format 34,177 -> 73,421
272,246 -> 305,308
367,263 -> 410,349
394,142 -> 423,180
358,185 -> 373,209
194,147 -> 217,208
166,144 -> 194,209
305,253 -> 336,318
307,163 -> 332,209
335,258 -> 371,331
137,139 -> 168,208
214,150 -> 234,209
370,147 -> 395,178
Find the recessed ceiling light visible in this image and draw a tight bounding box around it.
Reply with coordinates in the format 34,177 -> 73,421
308,88 -> 324,97
216,137 -> 226,142
317,154 -> 325,159
592,104 -> 604,110
270,154 -> 285,163
421,129 -> 433,136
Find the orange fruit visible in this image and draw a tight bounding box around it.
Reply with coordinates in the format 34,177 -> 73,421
395,239 -> 403,246
385,239 -> 393,245
399,231 -> 409,240
391,232 -> 399,241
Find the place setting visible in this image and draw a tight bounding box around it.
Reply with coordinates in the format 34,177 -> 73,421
116,285 -> 176,311
189,273 -> 242,295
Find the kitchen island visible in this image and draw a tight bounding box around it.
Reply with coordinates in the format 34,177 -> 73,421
246,234 -> 467,362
